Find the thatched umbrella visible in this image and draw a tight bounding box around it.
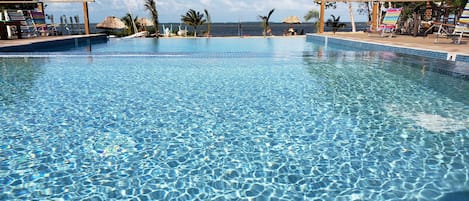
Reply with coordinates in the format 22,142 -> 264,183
137,18 -> 154,27
96,16 -> 127,29
282,16 -> 301,24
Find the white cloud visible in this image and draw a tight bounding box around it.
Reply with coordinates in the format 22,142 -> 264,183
200,0 -> 212,7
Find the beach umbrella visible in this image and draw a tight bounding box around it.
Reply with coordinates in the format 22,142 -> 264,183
282,16 -> 301,24
137,18 -> 154,26
96,16 -> 127,29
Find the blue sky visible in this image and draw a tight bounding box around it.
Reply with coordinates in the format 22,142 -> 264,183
43,0 -> 369,23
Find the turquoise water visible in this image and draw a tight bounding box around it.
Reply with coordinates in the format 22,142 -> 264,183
0,37 -> 468,200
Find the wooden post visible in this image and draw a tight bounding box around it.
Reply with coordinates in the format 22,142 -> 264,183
83,1 -> 90,35
371,2 -> 379,31
319,0 -> 325,33
37,2 -> 44,13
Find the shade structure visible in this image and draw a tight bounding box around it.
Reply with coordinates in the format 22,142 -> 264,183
42,0 -> 95,2
40,0 -> 95,35
282,16 -> 301,24
137,18 -> 153,26
314,0 -> 430,33
96,16 -> 127,29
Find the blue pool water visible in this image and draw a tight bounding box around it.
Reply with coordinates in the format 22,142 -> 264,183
0,37 -> 468,200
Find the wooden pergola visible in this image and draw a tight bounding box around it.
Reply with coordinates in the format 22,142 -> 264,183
41,0 -> 95,35
0,0 -> 95,35
314,0 -> 433,33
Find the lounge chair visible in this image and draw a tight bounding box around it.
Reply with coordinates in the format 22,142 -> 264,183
434,3 -> 469,44
29,11 -> 48,36
368,8 -> 402,38
3,10 -> 25,39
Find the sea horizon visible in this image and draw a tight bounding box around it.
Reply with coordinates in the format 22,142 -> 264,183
56,22 -> 370,37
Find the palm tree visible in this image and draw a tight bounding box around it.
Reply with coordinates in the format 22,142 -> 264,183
144,0 -> 159,37
326,15 -> 346,34
181,9 -> 206,37
304,9 -> 319,22
304,9 -> 320,32
347,2 -> 357,32
122,13 -> 139,35
259,8 -> 275,37
204,9 -> 211,37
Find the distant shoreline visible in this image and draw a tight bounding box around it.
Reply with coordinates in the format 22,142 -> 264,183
89,21 -> 369,24
150,35 -> 308,39
55,22 -> 370,37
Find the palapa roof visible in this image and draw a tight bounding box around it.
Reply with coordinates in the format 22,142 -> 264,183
282,16 -> 301,24
137,18 -> 154,26
96,16 -> 127,29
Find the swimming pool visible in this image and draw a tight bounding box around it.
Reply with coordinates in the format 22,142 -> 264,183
0,37 -> 468,200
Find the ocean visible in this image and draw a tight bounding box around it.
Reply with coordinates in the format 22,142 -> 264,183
57,22 -> 369,37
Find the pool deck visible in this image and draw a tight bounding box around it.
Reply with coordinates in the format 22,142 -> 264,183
317,32 -> 469,55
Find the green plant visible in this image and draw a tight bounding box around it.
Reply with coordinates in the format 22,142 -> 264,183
259,8 -> 275,37
326,15 -> 346,34
121,13 -> 140,35
304,9 -> 320,32
204,9 -> 211,37
181,9 -> 206,37
144,0 -> 159,37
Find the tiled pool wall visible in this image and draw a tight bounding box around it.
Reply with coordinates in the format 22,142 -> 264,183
306,34 -> 469,80
306,34 -> 469,63
0,34 -> 108,52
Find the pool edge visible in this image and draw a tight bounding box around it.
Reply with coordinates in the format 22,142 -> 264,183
0,34 -> 109,52
306,33 -> 469,63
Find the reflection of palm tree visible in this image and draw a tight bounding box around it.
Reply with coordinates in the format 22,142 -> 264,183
144,0 -> 159,37
259,8 -> 275,37
181,9 -> 206,37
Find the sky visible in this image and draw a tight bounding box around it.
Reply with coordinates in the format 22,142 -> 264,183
43,0 -> 369,24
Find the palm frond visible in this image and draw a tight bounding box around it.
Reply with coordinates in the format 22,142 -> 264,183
144,0 -> 159,36
204,9 -> 211,36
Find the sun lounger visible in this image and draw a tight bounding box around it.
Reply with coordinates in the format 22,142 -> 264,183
368,8 -> 402,38
434,3 -> 469,44
3,10 -> 25,39
29,11 -> 48,36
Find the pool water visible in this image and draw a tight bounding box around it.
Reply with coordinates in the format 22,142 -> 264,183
0,37 -> 468,200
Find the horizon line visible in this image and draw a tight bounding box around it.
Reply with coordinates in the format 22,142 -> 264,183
87,21 -> 370,24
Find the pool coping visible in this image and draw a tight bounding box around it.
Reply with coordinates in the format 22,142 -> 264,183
0,34 -> 108,52
306,33 -> 469,62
